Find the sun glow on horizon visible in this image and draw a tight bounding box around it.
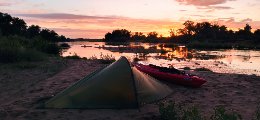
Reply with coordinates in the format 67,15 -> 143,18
1,0 -> 259,38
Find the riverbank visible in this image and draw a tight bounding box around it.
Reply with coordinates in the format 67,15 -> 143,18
0,58 -> 259,120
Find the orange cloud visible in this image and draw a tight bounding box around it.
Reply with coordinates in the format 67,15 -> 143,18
175,0 -> 234,11
175,0 -> 234,6
16,13 -> 182,38
14,13 -> 260,38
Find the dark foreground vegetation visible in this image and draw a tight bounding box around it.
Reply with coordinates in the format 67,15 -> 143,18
0,12 -> 70,63
104,21 -> 260,49
159,101 -> 260,120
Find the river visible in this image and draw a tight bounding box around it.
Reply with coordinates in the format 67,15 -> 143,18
61,42 -> 260,76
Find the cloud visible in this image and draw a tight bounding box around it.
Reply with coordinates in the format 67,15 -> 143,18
175,0 -> 235,6
50,28 -> 111,39
196,5 -> 232,11
175,0 -> 233,12
210,6 -> 232,9
0,1 -> 12,6
14,13 -> 124,20
179,10 -> 187,12
14,13 -> 259,39
241,18 -> 253,23
17,13 -> 182,38
214,17 -> 260,30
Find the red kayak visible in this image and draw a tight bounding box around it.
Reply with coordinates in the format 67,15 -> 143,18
134,63 -> 206,87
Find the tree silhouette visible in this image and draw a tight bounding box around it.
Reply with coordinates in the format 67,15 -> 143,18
11,17 -> 27,36
244,24 -> 252,32
58,35 -> 68,42
183,20 -> 195,36
27,25 -> 41,38
104,20 -> 259,47
236,24 -> 253,40
194,22 -> 213,40
40,29 -> 59,41
0,13 -> 13,36
0,12 -> 67,42
169,29 -> 175,38
254,29 -> 260,43
105,32 -> 112,41
146,31 -> 158,42
131,32 -> 146,41
104,29 -> 131,42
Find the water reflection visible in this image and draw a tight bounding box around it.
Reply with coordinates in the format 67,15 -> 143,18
62,42 -> 260,75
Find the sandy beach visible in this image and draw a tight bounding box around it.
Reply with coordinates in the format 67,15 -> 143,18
0,58 -> 259,120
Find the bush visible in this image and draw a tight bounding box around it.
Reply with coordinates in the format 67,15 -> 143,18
88,54 -> 116,64
30,39 -> 61,55
64,53 -> 81,59
99,53 -> 116,64
0,47 -> 20,63
159,101 -> 204,120
210,106 -> 242,120
0,47 -> 46,63
254,103 -> 260,120
182,106 -> 204,120
59,43 -> 70,48
159,101 -> 180,120
40,43 -> 60,55
0,36 -> 55,63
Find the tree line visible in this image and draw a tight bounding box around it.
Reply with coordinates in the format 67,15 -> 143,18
104,21 -> 260,44
0,12 -> 68,42
0,12 -> 69,63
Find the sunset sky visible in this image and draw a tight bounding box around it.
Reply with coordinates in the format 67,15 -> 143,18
1,0 -> 260,38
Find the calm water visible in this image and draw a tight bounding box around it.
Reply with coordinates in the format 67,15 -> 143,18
62,42 -> 260,76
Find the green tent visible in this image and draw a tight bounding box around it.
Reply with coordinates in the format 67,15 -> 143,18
45,56 -> 172,109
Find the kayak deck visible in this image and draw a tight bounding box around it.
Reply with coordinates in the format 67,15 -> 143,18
134,63 -> 206,87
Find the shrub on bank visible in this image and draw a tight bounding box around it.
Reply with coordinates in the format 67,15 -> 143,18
59,43 -> 70,48
64,53 -> 81,59
210,106 -> 242,120
0,47 -> 46,63
159,101 -> 204,120
159,101 -> 180,120
0,36 -> 60,63
159,101 -> 245,120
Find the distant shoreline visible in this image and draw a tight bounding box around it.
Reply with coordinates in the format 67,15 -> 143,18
65,40 -> 260,50
69,38 -> 103,42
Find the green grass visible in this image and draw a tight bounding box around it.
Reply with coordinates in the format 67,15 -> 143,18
254,103 -> 260,120
0,36 -> 61,63
210,106 -> 242,120
182,106 -> 205,120
99,53 -> 116,64
159,101 -> 204,120
64,53 -> 116,64
158,102 -> 251,120
88,53 -> 115,64
0,47 -> 46,63
159,101 -> 180,120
